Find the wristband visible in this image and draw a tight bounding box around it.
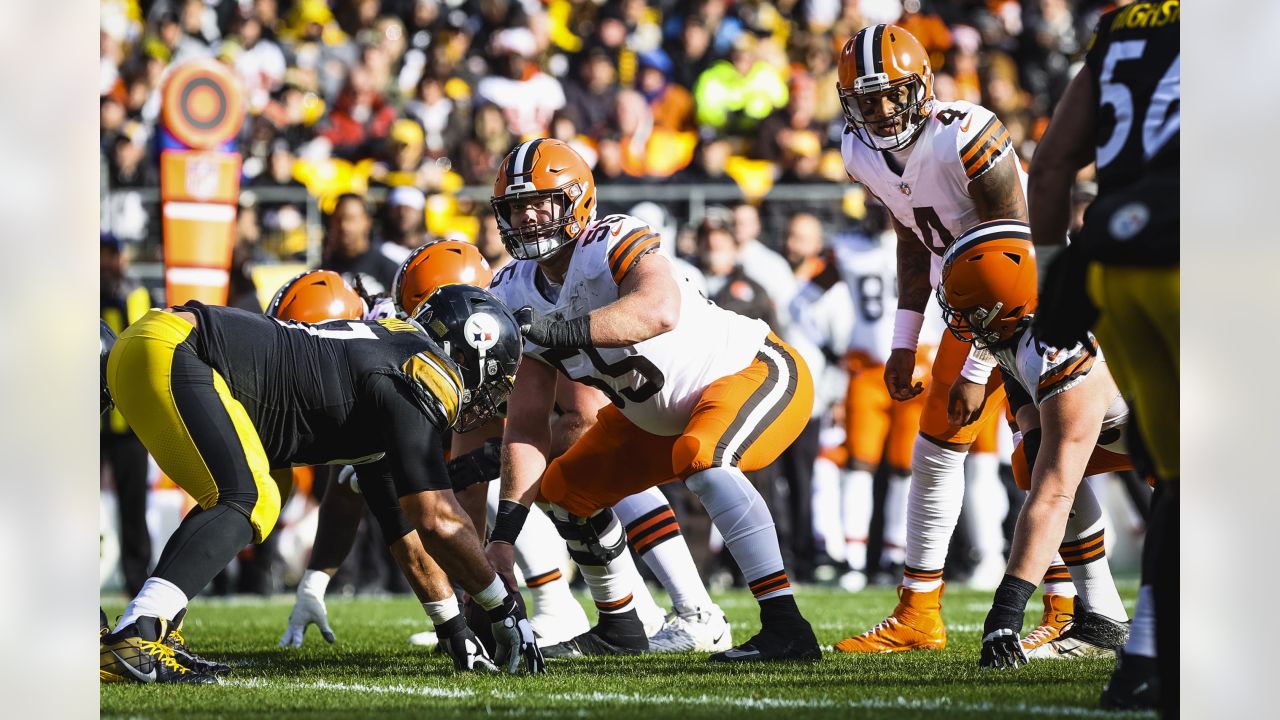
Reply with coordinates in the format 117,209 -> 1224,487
985,574 -> 1038,635
891,309 -> 925,352
423,596 -> 461,626
530,314 -> 592,349
959,346 -> 998,384
300,568 -> 332,596
489,500 -> 529,545
473,575 -> 508,611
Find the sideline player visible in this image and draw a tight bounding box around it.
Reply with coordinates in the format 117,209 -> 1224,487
1025,3 -> 1178,710
831,24 -> 1068,652
936,221 -> 1131,668
482,138 -> 820,662
100,289 -> 544,683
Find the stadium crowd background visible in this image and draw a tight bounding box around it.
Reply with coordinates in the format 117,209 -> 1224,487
100,0 -> 1139,597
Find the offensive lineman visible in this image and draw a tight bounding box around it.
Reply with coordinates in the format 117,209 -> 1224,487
483,138 -> 821,662
831,24 -> 1068,653
100,290 -> 544,683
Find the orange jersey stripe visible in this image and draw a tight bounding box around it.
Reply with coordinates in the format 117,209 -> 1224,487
611,235 -> 660,285
960,117 -> 1002,164
607,227 -> 650,270
964,128 -> 1011,179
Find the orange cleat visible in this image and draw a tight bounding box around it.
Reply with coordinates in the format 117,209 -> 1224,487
834,584 -> 946,653
1021,593 -> 1074,653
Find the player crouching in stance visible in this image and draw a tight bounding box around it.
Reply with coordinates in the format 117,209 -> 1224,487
101,288 -> 545,683
484,138 -> 820,662
936,221 -> 1131,669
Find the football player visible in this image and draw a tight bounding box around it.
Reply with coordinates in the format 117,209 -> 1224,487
935,221 -> 1132,668
1026,3 -> 1178,710
100,287 -> 544,683
481,138 -> 820,662
832,24 -> 1071,653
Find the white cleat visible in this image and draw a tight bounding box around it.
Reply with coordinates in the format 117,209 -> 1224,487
647,605 -> 733,653
531,603 -> 592,647
407,630 -> 438,647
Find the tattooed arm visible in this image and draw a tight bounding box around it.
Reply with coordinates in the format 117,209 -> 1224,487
894,214 -> 933,313
969,152 -> 1029,223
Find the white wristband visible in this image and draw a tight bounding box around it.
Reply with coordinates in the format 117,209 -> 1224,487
473,575 -> 508,611
423,596 -> 460,626
891,309 -> 925,352
300,569 -> 332,596
959,346 -> 998,385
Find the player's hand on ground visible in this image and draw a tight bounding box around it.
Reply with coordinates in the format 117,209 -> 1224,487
948,379 -> 986,426
488,595 -> 546,674
884,348 -> 924,401
279,581 -> 335,647
439,619 -> 499,673
979,628 -> 1028,669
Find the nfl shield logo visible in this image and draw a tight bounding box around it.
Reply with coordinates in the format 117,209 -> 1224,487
898,182 -> 912,196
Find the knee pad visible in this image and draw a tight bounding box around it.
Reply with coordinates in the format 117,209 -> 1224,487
548,506 -> 627,565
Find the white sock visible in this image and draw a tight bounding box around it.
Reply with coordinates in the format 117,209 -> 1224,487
904,437 -> 968,590
882,472 -> 910,566
1043,555 -> 1077,597
963,452 -> 1008,567
1060,479 -> 1128,622
547,505 -> 642,616
1124,585 -> 1157,657
116,577 -> 188,633
811,454 -> 845,562
686,466 -> 792,601
841,468 -> 873,572
614,487 -> 712,613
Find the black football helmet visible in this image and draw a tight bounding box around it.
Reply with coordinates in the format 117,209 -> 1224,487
101,320 -> 117,415
412,285 -> 523,432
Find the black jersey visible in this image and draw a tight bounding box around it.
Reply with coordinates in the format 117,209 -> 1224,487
177,302 -> 464,477
1085,1 -> 1179,197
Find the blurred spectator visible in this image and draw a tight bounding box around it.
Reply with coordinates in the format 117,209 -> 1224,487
460,103 -> 516,185
696,208 -> 777,329
229,196 -> 265,313
694,34 -> 788,135
616,89 -> 697,178
369,118 -> 433,190
549,112 -> 598,168
225,13 -> 287,114
101,234 -> 153,598
321,193 -> 398,293
475,209 -> 511,271
665,15 -> 718,92
475,27 -> 566,138
108,128 -> 156,188
732,201 -> 796,327
404,72 -> 470,163
636,49 -> 694,132
319,64 -> 398,159
380,186 -> 432,265
562,46 -> 620,140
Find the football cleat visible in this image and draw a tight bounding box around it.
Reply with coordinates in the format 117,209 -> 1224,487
529,595 -> 592,647
165,608 -> 231,675
648,605 -> 733,653
100,608 -> 110,639
1100,651 -> 1160,710
540,609 -> 648,658
1027,610 -> 1129,660
1021,593 -> 1074,653
101,616 -> 219,684
708,619 -> 820,663
834,585 -> 947,653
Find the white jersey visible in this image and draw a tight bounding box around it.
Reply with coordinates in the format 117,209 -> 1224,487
828,231 -> 945,364
841,100 -> 1028,288
993,331 -> 1129,454
488,213 -> 770,436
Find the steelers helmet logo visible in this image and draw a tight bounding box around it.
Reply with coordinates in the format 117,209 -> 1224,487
463,313 -> 500,354
1109,202 -> 1150,241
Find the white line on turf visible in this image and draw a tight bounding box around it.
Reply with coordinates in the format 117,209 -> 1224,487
226,678 -> 1154,717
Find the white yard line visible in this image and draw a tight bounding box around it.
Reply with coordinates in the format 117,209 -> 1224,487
226,678 -> 1153,717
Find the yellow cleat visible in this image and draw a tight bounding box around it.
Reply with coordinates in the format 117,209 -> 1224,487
834,585 -> 947,653
100,616 -> 219,684
1021,593 -> 1074,653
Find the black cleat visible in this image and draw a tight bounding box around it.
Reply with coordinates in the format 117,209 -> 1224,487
165,608 -> 232,675
101,616 -> 219,684
541,609 -> 648,658
1032,610 -> 1130,659
1101,651 -> 1160,710
709,619 -> 821,663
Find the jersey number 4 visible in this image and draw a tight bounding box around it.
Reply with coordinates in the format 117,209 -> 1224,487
912,206 -> 955,256
540,346 -> 665,408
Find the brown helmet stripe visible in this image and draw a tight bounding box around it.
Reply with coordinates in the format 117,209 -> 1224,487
871,24 -> 886,74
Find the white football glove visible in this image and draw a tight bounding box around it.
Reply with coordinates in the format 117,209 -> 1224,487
279,570 -> 336,647
489,597 -> 546,674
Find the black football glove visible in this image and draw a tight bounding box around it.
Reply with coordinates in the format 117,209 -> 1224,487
488,594 -> 546,674
447,438 -> 502,491
1032,245 -> 1099,351
979,600 -> 1029,670
436,616 -> 498,673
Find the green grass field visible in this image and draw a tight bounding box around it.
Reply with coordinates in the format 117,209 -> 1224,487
102,583 -> 1152,719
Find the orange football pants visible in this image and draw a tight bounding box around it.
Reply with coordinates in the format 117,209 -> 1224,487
540,334 -> 814,517
843,349 -> 929,473
919,332 -> 1007,446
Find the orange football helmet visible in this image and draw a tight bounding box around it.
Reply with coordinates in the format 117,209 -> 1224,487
491,138 -> 597,261
392,240 -> 494,316
837,24 -> 935,151
267,269 -> 367,322
937,220 -> 1038,349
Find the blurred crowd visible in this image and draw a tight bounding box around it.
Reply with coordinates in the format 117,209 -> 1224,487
101,0 -> 1134,596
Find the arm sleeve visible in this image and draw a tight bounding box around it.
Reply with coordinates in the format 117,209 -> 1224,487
366,374 -> 452,496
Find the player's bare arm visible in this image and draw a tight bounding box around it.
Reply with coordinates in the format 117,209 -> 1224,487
1003,369 -> 1112,585
1028,68 -> 1097,248
452,417 -> 506,536
549,376 -> 610,457
885,216 -> 931,400
969,152 -> 1029,223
